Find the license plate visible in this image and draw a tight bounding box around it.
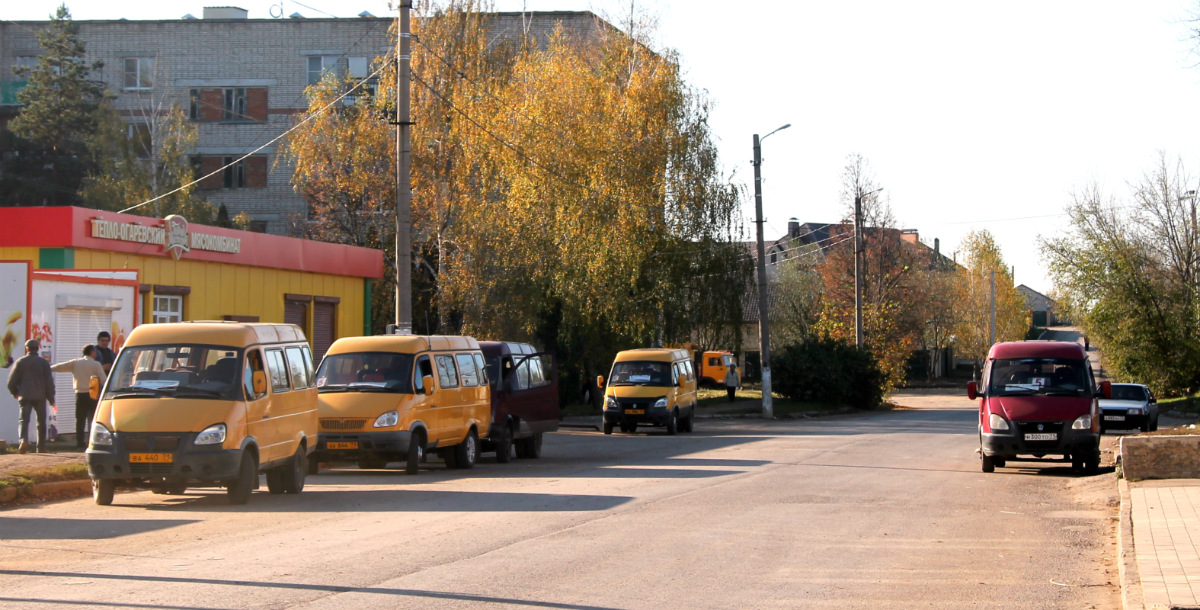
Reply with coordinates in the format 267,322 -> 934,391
625,409 -> 645,415
327,441 -> 358,450
1104,415 -> 1125,421
129,453 -> 173,464
1024,433 -> 1057,441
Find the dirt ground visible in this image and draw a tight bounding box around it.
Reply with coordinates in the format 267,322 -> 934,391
0,442 -> 86,478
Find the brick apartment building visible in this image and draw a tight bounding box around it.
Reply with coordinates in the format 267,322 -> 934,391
0,7 -> 604,234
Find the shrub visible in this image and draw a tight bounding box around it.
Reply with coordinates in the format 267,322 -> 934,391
772,337 -> 886,409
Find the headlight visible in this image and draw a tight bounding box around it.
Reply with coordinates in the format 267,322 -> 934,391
195,423 -> 227,446
1127,408 -> 1143,415
654,398 -> 668,409
988,413 -> 1010,431
374,410 -> 399,428
1072,414 -> 1092,430
90,422 -> 113,447
606,397 -> 618,410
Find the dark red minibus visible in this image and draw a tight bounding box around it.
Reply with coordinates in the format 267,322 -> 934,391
478,342 -> 560,462
968,341 -> 1110,474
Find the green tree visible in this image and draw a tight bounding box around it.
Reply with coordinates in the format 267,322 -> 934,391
2,4 -> 108,206
952,230 -> 1029,364
1041,155 -> 1200,394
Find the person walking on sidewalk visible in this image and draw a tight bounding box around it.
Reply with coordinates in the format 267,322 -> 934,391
7,339 -> 56,454
51,344 -> 106,450
724,363 -> 740,403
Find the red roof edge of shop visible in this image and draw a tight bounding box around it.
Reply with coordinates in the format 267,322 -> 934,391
0,206 -> 383,279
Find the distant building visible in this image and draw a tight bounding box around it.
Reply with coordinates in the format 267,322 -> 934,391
0,8 -> 608,234
1017,284 -> 1059,326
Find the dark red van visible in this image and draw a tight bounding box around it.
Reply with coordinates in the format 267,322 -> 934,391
969,341 -> 1110,474
479,342 -> 560,462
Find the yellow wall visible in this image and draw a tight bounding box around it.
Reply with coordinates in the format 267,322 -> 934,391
0,247 -> 368,343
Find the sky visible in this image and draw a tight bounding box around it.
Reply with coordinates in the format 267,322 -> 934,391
7,0 -> 1200,295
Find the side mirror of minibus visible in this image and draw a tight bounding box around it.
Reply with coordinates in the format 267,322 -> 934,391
596,375 -> 605,389
967,381 -> 978,401
1099,380 -> 1112,399
253,371 -> 268,395
422,374 -> 435,397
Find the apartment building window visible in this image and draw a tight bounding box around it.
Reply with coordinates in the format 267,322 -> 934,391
123,57 -> 154,90
307,56 -> 338,85
223,88 -> 247,121
223,157 -> 245,188
152,295 -> 183,323
127,123 -> 151,158
189,89 -> 199,120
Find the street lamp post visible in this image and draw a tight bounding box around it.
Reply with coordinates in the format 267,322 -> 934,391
854,188 -> 882,348
752,123 -> 790,419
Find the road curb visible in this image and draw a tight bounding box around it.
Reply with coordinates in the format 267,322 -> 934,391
0,478 -> 92,506
1118,477 -> 1146,610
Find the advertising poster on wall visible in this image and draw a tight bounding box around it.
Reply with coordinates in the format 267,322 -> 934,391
0,261 -> 31,444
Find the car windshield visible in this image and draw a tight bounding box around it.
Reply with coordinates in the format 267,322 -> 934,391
987,357 -> 1089,396
315,352 -> 414,394
608,361 -> 671,386
1110,385 -> 1148,401
104,344 -> 244,401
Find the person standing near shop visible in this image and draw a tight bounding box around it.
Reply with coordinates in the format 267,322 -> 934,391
7,339 -> 55,453
51,344 -> 106,450
95,331 -> 116,373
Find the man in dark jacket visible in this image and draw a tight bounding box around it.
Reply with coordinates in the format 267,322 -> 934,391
7,339 -> 56,453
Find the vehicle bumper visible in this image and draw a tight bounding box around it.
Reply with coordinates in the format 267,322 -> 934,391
603,404 -> 686,427
982,426 -> 1098,458
1100,411 -> 1149,430
87,432 -> 243,482
314,430 -> 414,459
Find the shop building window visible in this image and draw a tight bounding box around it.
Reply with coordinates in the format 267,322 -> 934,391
153,295 -> 183,323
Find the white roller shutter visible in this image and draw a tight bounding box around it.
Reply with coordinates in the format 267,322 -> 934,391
53,309 -> 112,440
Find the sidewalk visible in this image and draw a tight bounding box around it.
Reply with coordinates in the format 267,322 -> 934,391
1121,478 -> 1200,610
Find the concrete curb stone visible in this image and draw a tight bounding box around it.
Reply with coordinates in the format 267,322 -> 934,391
0,478 -> 92,506
1119,478 -> 1146,610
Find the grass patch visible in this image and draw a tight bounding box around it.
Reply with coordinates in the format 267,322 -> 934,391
1160,395 -> 1200,415
0,463 -> 89,491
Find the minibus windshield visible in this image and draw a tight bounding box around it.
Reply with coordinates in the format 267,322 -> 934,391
104,344 -> 244,401
609,361 -> 671,386
987,357 -> 1089,396
315,352 -> 414,394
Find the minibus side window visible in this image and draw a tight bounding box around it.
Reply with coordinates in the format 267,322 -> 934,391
456,353 -> 481,387
300,346 -> 316,386
473,353 -> 488,386
515,359 -> 530,390
265,348 -> 290,393
414,355 -> 433,393
285,346 -> 310,389
435,354 -> 459,389
244,349 -> 267,400
528,357 -> 546,387
672,363 -> 680,386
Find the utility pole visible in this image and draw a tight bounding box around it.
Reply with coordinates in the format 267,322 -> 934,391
854,188 -> 881,349
393,0 -> 413,334
989,270 -> 996,346
751,124 -> 789,419
854,192 -> 863,348
752,134 -> 773,419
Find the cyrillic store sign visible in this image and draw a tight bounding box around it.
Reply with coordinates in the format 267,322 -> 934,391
90,215 -> 241,259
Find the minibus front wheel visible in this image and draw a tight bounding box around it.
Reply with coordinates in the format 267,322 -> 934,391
92,478 -> 115,506
227,453 -> 257,505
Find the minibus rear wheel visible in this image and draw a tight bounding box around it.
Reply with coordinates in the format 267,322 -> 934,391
454,429 -> 478,469
516,433 -> 543,459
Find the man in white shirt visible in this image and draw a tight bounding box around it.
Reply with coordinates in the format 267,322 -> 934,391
51,344 -> 107,450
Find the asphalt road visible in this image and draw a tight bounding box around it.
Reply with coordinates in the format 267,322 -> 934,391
0,391 -> 1120,610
